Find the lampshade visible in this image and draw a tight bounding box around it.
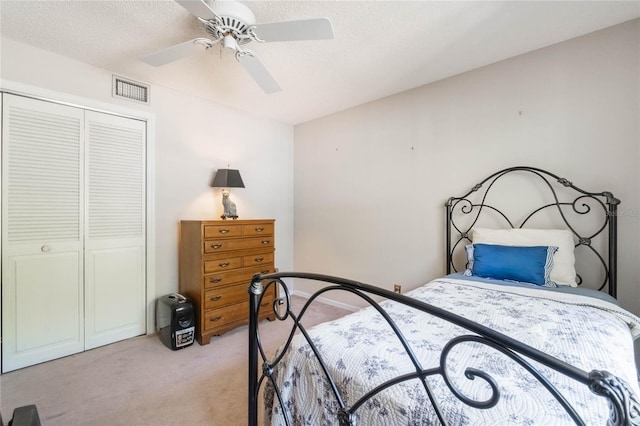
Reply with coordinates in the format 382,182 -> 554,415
210,169 -> 245,188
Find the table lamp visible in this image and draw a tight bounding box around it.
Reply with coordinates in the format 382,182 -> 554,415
210,168 -> 245,220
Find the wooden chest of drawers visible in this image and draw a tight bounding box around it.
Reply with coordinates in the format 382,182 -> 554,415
179,219 -> 276,345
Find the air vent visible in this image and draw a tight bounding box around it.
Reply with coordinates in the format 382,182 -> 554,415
112,75 -> 150,104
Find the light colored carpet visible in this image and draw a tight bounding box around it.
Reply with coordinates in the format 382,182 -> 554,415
0,296 -> 349,426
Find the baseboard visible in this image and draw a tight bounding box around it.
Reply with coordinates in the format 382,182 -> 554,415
291,290 -> 360,312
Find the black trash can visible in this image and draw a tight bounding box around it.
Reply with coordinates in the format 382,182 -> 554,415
156,293 -> 195,350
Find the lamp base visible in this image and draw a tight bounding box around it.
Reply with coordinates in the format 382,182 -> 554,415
221,190 -> 239,220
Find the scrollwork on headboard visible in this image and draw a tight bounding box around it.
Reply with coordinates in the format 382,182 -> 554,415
446,166 -> 620,297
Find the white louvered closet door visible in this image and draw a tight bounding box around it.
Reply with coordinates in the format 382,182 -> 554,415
2,94 -> 147,372
2,94 -> 85,372
84,111 -> 146,350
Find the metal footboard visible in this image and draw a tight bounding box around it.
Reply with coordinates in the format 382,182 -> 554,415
248,272 -> 640,426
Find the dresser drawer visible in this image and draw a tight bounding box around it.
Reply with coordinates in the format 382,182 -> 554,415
204,302 -> 249,331
243,252 -> 274,268
204,284 -> 247,310
243,222 -> 274,237
204,236 -> 273,253
203,256 -> 243,274
203,264 -> 274,289
204,224 -> 243,238
203,294 -> 275,332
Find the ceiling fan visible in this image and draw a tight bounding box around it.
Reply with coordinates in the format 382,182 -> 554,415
142,0 -> 335,94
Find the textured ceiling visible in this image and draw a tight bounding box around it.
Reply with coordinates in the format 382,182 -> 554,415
1,1 -> 639,125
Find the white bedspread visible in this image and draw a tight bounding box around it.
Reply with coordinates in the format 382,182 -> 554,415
265,277 -> 640,425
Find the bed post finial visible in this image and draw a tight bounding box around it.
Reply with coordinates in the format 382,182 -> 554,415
588,370 -> 640,425
603,191 -> 621,206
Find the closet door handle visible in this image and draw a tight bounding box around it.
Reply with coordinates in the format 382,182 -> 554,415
41,245 -> 51,253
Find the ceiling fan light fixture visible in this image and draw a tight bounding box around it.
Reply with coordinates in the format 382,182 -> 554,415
223,34 -> 238,52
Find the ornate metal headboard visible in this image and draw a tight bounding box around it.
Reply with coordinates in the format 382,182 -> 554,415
446,166 -> 620,297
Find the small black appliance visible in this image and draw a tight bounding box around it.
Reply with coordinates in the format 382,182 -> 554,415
156,293 -> 195,350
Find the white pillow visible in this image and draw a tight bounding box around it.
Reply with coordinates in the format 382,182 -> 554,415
471,228 -> 577,287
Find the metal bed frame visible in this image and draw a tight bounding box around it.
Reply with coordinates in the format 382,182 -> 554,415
248,167 -> 638,425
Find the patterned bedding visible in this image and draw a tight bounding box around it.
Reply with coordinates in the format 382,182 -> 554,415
265,276 -> 640,425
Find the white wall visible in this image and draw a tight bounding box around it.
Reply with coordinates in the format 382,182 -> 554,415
151,85 -> 294,301
294,20 -> 640,314
0,37 -> 294,328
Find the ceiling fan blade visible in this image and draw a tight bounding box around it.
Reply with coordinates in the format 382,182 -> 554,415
237,52 -> 281,94
175,0 -> 219,20
252,17 -> 334,42
142,38 -> 212,67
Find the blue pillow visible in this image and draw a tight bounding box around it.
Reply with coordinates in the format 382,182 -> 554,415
464,243 -> 558,287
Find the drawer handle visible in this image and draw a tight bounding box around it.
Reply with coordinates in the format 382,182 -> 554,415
219,229 -> 230,234
210,316 -> 222,322
211,244 -> 223,249
260,302 -> 269,308
209,278 -> 222,284
210,295 -> 222,302
261,269 -> 270,274
254,257 -> 264,263
218,262 -> 230,268
41,245 -> 51,253
261,240 -> 270,245
255,227 -> 265,232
